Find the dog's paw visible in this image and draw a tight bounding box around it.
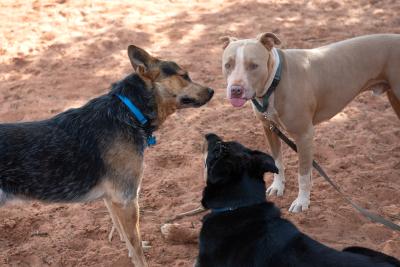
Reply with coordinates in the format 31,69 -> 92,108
161,223 -> 199,244
266,178 -> 285,196
288,197 -> 310,213
142,241 -> 151,250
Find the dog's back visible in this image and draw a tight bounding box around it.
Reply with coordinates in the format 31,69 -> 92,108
0,104 -> 108,203
0,74 -> 147,204
199,203 -> 400,267
343,247 -> 400,267
198,203 -> 296,266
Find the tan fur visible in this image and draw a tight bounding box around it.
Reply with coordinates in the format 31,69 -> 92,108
257,32 -> 281,50
101,138 -> 146,266
387,90 -> 400,119
222,33 -> 400,213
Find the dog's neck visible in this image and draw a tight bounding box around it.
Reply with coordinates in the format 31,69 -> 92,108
110,73 -> 158,140
202,174 -> 266,212
153,88 -> 177,127
257,47 -> 280,98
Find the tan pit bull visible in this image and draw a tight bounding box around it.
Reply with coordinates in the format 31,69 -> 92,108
221,33 -> 400,212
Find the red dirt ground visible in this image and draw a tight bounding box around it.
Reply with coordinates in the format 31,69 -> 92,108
0,0 -> 399,266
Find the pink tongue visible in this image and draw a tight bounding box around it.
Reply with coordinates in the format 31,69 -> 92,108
230,98 -> 247,107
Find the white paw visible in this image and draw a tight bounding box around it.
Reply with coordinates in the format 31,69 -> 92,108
266,178 -> 285,196
142,241 -> 151,250
289,196 -> 310,213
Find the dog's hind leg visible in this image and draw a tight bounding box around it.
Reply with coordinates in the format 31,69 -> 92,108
387,66 -> 400,119
387,90 -> 400,119
263,123 -> 286,196
104,198 -> 124,242
110,199 -> 147,267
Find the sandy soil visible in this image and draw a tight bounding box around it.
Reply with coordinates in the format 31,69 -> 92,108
0,0 -> 399,266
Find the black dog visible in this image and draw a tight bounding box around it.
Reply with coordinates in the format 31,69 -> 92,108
196,133 -> 400,267
0,45 -> 213,267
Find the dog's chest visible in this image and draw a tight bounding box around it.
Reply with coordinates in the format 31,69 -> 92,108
103,138 -> 144,179
253,94 -> 286,129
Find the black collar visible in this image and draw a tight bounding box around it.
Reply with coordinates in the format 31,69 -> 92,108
211,200 -> 266,214
251,49 -> 283,113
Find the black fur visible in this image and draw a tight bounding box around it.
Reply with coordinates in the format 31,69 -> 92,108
160,61 -> 180,76
0,73 -> 155,202
197,133 -> 400,267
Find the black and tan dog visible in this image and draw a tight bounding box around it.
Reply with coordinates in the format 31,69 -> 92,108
196,133 -> 400,267
0,45 -> 213,267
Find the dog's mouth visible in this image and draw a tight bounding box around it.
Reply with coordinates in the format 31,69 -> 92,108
179,96 -> 203,107
230,97 -> 248,108
179,90 -> 214,108
228,85 -> 253,108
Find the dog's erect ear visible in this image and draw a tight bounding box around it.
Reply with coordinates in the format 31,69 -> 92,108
219,36 -> 238,49
205,133 -> 223,147
257,32 -> 281,51
250,150 -> 278,176
128,45 -> 155,73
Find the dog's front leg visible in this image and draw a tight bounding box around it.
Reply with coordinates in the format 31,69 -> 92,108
110,199 -> 148,267
289,126 -> 314,213
263,123 -> 285,196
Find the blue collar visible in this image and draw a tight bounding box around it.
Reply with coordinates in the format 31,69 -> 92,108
116,94 -> 156,147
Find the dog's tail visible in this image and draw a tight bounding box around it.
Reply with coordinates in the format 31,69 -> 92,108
343,246 -> 400,266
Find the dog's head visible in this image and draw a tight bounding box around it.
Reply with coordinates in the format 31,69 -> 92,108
220,32 -> 281,107
201,133 -> 278,209
128,45 -> 214,121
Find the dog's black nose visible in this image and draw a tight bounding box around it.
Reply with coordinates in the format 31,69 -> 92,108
230,85 -> 243,97
208,88 -> 214,97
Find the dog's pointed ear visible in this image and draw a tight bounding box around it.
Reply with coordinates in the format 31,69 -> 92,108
257,32 -> 281,51
128,45 -> 160,80
219,36 -> 238,49
205,133 -> 222,144
127,45 -> 154,71
250,150 -> 278,176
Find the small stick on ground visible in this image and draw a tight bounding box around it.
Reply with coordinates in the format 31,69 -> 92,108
165,206 -> 206,223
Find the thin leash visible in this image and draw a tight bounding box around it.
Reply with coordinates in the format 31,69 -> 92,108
269,123 -> 400,232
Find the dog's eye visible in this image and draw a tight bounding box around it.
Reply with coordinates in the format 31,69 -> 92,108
225,63 -> 231,69
181,73 -> 191,82
249,63 -> 258,70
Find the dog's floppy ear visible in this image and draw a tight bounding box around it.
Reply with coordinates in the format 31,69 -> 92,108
127,45 -> 157,77
219,36 -> 238,49
257,32 -> 281,51
250,150 -> 278,176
